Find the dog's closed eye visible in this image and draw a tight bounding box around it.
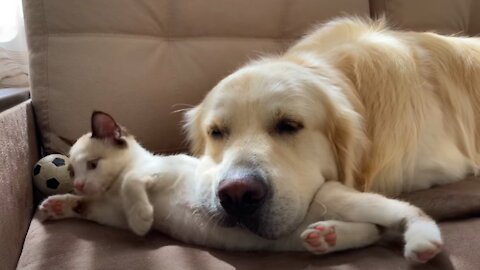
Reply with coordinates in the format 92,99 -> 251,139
209,126 -> 228,140
275,118 -> 304,135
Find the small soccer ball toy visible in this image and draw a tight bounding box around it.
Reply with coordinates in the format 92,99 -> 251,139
33,154 -> 73,195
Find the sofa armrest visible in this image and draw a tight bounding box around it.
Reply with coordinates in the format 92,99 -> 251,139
0,100 -> 39,269
0,88 -> 30,113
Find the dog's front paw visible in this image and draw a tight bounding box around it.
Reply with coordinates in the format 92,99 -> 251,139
38,195 -> 82,221
127,203 -> 154,236
301,221 -> 337,254
404,219 -> 443,263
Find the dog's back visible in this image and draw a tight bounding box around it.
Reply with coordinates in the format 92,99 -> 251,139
286,17 -> 480,195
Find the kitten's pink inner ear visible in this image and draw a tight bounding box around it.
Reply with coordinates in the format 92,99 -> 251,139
92,112 -> 121,139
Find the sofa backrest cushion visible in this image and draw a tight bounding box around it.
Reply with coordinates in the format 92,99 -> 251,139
24,0 -> 369,154
24,0 -> 480,154
371,0 -> 480,35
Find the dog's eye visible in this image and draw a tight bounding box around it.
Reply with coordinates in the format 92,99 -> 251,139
275,119 -> 304,135
209,126 -> 226,139
86,159 -> 99,170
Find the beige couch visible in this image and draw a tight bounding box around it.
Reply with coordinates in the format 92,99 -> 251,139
2,0 -> 480,269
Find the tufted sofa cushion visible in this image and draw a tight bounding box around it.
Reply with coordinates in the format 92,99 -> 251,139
24,0 -> 480,155
24,0 -> 369,155
371,0 -> 480,34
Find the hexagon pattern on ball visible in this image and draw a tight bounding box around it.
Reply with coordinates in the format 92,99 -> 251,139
33,164 -> 42,175
46,178 -> 60,189
33,154 -> 73,195
52,158 -> 66,167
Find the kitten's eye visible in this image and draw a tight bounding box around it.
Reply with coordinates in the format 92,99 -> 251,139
275,119 -> 304,135
209,126 -> 226,139
86,159 -> 99,170
68,165 -> 75,178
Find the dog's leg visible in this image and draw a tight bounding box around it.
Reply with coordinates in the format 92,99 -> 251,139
317,181 -> 443,263
38,194 -> 127,229
301,220 -> 381,254
121,176 -> 154,236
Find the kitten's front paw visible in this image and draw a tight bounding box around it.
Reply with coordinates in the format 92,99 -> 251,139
404,219 -> 443,263
301,221 -> 337,254
127,203 -> 154,236
38,195 -> 83,221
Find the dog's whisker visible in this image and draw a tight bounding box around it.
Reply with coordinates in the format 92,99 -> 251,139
171,104 -> 196,114
172,108 -> 193,114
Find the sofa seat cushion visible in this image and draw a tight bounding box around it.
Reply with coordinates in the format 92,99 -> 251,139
16,214 -> 480,270
18,179 -> 480,270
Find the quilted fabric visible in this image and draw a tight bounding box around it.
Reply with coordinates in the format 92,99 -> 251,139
26,0 -> 480,155
371,0 -> 480,34
24,0 -> 369,154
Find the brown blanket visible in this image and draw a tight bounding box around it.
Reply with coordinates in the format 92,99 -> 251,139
399,176 -> 480,221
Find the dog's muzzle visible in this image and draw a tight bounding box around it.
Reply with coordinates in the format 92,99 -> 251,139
216,168 -> 271,233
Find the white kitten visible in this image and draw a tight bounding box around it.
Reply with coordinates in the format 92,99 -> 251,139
38,111 -> 442,262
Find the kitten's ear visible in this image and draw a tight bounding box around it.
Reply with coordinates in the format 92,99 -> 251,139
91,111 -> 122,141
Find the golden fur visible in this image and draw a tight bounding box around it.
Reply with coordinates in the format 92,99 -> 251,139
186,17 -> 480,197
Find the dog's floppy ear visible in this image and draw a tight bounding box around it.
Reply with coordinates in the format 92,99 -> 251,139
91,111 -> 126,146
327,111 -> 363,188
183,105 -> 206,156
320,83 -> 367,189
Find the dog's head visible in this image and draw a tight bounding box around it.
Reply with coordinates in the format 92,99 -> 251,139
185,58 -> 364,239
69,111 -> 132,196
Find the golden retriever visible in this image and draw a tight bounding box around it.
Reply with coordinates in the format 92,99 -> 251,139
184,17 -> 478,245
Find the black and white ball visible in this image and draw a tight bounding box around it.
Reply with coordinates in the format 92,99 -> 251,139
33,154 -> 73,195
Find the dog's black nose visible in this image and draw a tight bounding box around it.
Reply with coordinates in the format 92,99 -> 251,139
217,175 -> 268,217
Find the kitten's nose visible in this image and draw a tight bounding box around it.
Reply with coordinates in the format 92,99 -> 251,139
74,182 -> 85,193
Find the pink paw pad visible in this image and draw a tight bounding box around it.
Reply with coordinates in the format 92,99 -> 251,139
412,243 -> 442,263
416,250 -> 436,263
324,232 -> 337,245
43,199 -> 65,216
302,224 -> 337,254
317,228 -> 335,245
